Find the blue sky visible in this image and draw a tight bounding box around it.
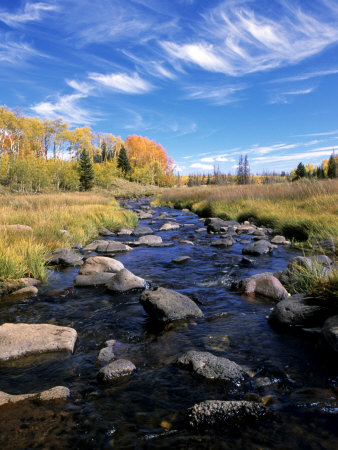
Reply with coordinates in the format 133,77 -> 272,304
1,0 -> 338,174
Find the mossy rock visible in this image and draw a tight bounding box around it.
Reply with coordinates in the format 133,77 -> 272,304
0,279 -> 25,297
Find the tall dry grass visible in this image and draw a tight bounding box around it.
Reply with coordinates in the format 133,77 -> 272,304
155,179 -> 338,244
0,192 -> 137,280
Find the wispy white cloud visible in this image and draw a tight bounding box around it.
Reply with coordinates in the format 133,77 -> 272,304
190,162 -> 214,170
271,68 -> 338,83
296,129 -> 338,137
31,93 -> 95,126
252,147 -> 335,164
269,86 -> 315,104
0,38 -> 42,63
187,85 -> 245,105
161,1 -> 338,76
89,72 -> 153,94
65,79 -> 94,95
0,2 -> 57,27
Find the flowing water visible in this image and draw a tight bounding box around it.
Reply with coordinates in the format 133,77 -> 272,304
0,199 -> 337,449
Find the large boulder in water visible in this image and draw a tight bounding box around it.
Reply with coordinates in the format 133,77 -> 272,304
204,218 -> 239,233
0,323 -> 77,361
45,248 -> 83,266
78,256 -> 124,275
268,295 -> 332,327
322,316 -> 338,352
97,359 -> 136,382
242,240 -> 275,256
132,227 -> 153,236
136,235 -> 163,246
140,287 -> 203,323
185,400 -> 267,429
106,268 -> 146,292
233,273 -> 289,301
175,351 -> 245,382
159,222 -> 180,231
211,237 -> 235,247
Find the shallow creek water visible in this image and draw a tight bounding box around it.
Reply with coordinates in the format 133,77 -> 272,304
0,199 -> 337,449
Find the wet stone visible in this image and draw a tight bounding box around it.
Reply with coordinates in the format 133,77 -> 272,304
97,359 -> 136,382
172,256 -> 190,264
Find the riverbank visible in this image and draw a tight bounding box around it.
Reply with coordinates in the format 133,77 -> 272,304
0,192 -> 138,282
154,179 -> 338,246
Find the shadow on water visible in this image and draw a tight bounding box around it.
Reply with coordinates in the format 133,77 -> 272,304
0,199 -> 337,449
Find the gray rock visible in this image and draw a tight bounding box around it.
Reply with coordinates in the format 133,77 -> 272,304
313,237 -> 336,254
242,240 -> 275,256
20,278 -> 41,287
60,229 -> 71,239
97,359 -> 136,382
117,228 -> 133,236
176,351 -> 245,381
268,295 -> 332,327
137,212 -> 153,219
186,400 -> 266,429
78,256 -> 124,275
233,273 -> 289,301
45,248 -> 83,266
156,212 -> 169,220
241,257 -> 255,264
211,237 -> 234,247
0,386 -> 70,407
72,243 -> 82,250
136,235 -> 163,245
97,339 -> 116,365
253,235 -> 268,241
0,323 -> 77,361
172,256 -> 190,264
179,239 -> 194,245
236,225 -> 256,235
160,222 -> 180,231
271,235 -> 286,244
74,272 -> 115,287
240,239 -> 251,245
322,316 -> 338,352
205,218 -> 239,233
140,287 -> 203,323
132,226 -> 154,236
99,227 -> 114,236
2,286 -> 38,302
106,268 -> 146,292
196,227 -> 206,233
253,230 -> 266,236
83,240 -> 132,253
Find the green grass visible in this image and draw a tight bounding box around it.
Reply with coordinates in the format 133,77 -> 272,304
0,192 -> 138,282
154,179 -> 338,246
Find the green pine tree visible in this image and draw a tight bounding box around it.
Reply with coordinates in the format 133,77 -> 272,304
295,162 -> 306,178
327,152 -> 337,179
117,146 -> 131,176
79,149 -> 94,191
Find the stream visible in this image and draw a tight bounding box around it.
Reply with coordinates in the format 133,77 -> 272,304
0,199 -> 337,449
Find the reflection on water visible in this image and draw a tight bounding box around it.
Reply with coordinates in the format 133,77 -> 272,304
0,199 -> 337,449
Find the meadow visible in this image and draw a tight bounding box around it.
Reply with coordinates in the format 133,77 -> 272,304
0,191 -> 138,281
155,179 -> 338,245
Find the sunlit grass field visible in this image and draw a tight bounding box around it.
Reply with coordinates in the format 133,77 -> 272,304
155,179 -> 338,245
0,192 -> 138,280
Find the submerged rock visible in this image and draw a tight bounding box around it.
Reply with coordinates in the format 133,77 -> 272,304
106,268 -> 146,293
186,400 -> 267,429
45,248 -> 83,266
175,350 -> 245,382
233,273 -> 289,301
0,323 -> 77,361
268,295 -> 332,327
97,359 -> 136,382
78,256 -> 124,275
0,386 -> 70,407
322,316 -> 338,352
172,256 -> 190,264
140,287 -> 203,323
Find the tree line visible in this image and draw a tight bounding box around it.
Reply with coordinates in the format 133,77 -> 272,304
0,106 -> 174,191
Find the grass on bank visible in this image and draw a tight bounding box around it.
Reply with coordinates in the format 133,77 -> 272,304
0,191 -> 138,281
155,179 -> 338,245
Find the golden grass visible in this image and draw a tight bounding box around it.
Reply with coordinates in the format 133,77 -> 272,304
155,179 -> 338,245
0,192 -> 138,280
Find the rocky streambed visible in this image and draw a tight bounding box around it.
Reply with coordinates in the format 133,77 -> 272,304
0,199 -> 337,449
